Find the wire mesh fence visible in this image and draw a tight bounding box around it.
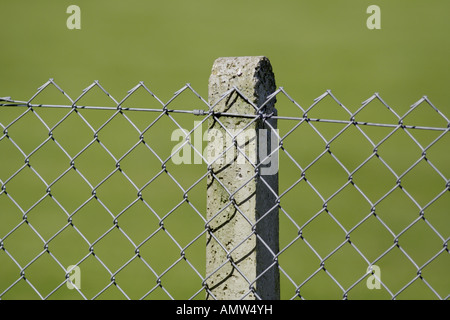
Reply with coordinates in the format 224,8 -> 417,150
0,78 -> 449,300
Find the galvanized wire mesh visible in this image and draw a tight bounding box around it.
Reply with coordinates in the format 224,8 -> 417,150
0,79 -> 449,300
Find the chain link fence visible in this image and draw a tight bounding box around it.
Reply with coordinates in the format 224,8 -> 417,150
0,74 -> 449,299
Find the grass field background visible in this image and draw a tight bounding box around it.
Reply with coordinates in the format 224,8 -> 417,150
1,0 -> 449,299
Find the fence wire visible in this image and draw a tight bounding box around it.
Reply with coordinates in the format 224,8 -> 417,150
0,79 -> 449,300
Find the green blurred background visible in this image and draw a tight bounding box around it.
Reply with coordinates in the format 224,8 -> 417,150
0,0 -> 449,299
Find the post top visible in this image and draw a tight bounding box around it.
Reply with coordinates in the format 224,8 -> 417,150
210,56 -> 272,77
208,56 -> 276,109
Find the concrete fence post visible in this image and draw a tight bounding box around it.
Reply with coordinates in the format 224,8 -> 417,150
206,56 -> 279,300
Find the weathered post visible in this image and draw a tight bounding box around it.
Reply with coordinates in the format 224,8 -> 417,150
206,56 -> 279,300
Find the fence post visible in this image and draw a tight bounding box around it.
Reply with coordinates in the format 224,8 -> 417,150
206,56 -> 279,300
